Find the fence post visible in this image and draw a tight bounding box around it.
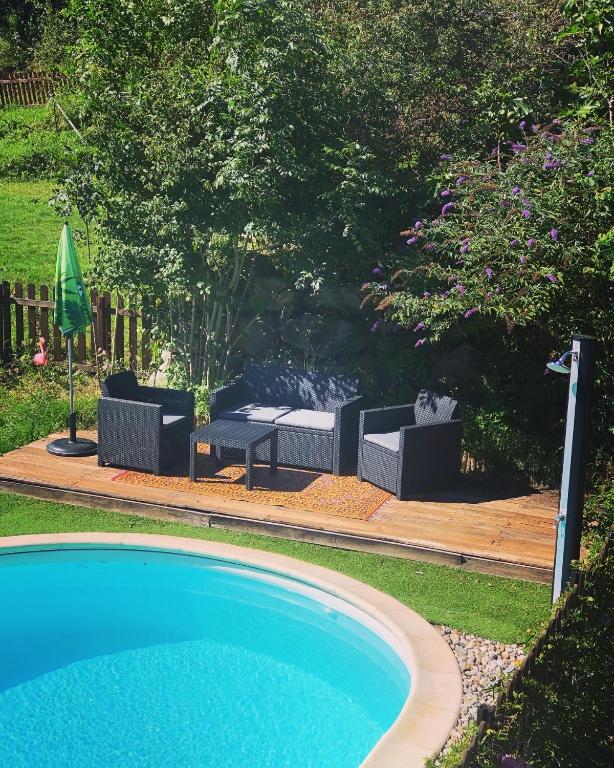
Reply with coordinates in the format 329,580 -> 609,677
0,281 -> 9,363
142,296 -> 151,371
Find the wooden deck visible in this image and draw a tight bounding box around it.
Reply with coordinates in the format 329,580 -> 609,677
0,432 -> 558,582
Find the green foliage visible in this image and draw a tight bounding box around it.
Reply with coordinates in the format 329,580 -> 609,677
365,120 -> 614,484
0,368 -> 97,455
471,538 -> 614,767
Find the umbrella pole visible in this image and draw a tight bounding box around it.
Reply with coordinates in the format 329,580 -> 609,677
68,335 -> 77,443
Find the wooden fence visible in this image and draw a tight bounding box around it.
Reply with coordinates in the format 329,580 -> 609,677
0,72 -> 68,107
457,533 -> 612,767
0,282 -> 152,372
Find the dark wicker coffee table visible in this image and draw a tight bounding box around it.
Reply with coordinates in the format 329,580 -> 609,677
190,419 -> 278,490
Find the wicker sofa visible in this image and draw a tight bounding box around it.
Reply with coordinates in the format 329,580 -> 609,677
210,363 -> 365,474
98,370 -> 195,475
358,390 -> 462,499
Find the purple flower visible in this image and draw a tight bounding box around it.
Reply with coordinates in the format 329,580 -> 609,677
531,124 -> 539,133
519,120 -> 526,129
455,259 -> 465,266
511,142 -> 527,154
581,137 -> 595,145
550,228 -> 558,241
512,186 -> 521,196
461,237 -> 470,244
519,254 -> 527,264
527,238 -> 536,247
415,338 -> 426,347
406,236 -> 417,245
442,290 -> 451,298
544,155 -> 564,170
521,209 -> 531,219
456,284 -> 466,295
456,176 -> 468,186
441,189 -> 453,197
486,291 -> 494,298
553,118 -> 561,125
370,319 -> 383,332
464,308 -> 478,318
546,273 -> 558,283
422,291 -> 431,299
495,286 -> 502,294
586,170 -> 595,177
460,244 -> 469,254
485,267 -> 493,280
425,242 -> 437,251
441,202 -> 455,215
414,321 -> 425,332
440,154 -> 453,161
510,239 -> 519,247
372,266 -> 382,276
380,282 -> 389,291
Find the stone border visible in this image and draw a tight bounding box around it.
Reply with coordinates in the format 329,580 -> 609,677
0,532 -> 462,767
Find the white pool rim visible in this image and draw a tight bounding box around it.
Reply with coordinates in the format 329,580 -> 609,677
0,532 -> 462,767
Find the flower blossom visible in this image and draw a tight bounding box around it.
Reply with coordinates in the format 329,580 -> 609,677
581,137 -> 595,145
425,242 -> 437,251
519,120 -> 526,129
464,308 -> 478,318
519,254 -> 527,264
512,186 -> 521,196
414,321 -> 425,332
415,220 -> 423,229
407,236 -> 417,245
485,267 -> 493,280
370,319 -> 383,332
527,238 -> 536,247
441,202 -> 455,215
550,229 -> 558,241
441,189 -> 453,197
460,244 -> 469,255
372,266 -> 382,276
586,170 -> 595,177
456,284 -> 466,295
415,338 -> 426,347
456,176 -> 468,186
546,273 -> 558,283
510,239 -> 519,247
521,209 -> 531,219
440,154 -> 453,161
510,142 -> 527,154
422,291 -> 431,299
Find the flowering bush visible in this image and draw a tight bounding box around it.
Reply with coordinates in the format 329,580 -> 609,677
366,120 -> 613,345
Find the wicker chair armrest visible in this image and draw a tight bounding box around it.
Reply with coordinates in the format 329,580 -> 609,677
333,395 -> 367,473
400,419 -> 463,451
209,380 -> 243,420
98,397 -> 163,434
360,404 -> 416,437
139,385 -> 195,416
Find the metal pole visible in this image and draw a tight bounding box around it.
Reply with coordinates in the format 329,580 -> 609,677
67,335 -> 77,443
552,334 -> 598,602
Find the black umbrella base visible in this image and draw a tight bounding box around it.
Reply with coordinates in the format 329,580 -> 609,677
47,437 -> 98,457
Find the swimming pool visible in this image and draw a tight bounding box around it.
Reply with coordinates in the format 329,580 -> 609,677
0,534 -> 461,767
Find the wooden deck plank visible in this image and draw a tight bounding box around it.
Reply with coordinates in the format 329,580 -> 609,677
0,432 -> 558,580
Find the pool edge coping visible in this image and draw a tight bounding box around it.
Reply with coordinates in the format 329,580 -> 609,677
0,531 -> 463,768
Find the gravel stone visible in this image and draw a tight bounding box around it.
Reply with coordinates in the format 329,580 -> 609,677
431,625 -> 526,763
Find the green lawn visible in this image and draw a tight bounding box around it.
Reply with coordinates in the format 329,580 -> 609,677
0,491 -> 551,644
0,179 -> 92,285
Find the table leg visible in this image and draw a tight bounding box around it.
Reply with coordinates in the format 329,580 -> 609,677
245,445 -> 254,491
270,432 -> 278,475
189,439 -> 197,482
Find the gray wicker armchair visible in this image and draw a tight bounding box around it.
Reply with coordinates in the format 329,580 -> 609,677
210,363 -> 365,474
98,370 -> 194,475
358,390 -> 462,499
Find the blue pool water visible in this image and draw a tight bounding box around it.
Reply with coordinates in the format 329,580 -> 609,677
0,546 -> 410,767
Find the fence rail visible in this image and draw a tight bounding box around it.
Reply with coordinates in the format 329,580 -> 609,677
457,533 -> 612,767
0,72 -> 68,107
0,282 -> 152,372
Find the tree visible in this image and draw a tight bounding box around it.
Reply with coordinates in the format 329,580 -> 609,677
66,0 -> 387,386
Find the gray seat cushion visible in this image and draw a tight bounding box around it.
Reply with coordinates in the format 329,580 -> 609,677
274,409 -> 335,432
219,402 -> 293,424
162,413 -> 188,429
364,431 -> 400,452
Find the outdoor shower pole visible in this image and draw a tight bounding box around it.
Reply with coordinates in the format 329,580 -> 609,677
551,334 -> 598,603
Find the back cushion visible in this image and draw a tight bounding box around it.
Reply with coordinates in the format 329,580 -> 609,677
101,370 -> 141,401
242,364 -> 359,412
414,389 -> 459,425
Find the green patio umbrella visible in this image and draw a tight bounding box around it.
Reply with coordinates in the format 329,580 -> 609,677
47,222 -> 98,457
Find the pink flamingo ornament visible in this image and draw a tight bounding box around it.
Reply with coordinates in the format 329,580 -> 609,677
33,337 -> 48,367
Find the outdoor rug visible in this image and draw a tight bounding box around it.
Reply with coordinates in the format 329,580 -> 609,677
113,446 -> 390,521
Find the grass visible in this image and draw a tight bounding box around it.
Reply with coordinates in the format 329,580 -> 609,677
0,179 -> 92,285
0,491 -> 551,644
